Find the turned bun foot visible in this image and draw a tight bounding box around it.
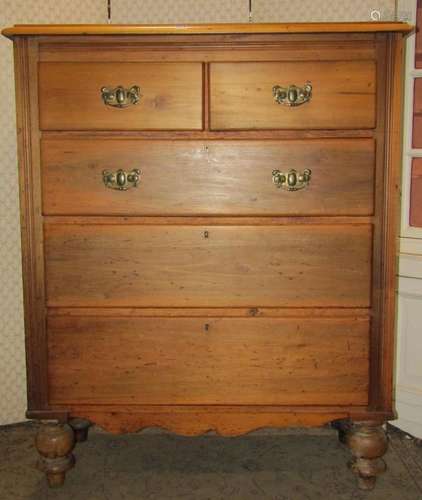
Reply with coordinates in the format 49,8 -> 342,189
345,422 -> 388,491
35,423 -> 75,488
69,418 -> 91,443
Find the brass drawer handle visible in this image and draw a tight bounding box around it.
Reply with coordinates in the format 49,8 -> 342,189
102,169 -> 141,191
101,85 -> 141,108
272,83 -> 312,107
272,169 -> 312,191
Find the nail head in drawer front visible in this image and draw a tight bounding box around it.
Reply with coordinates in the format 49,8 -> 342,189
41,139 -> 375,216
210,61 -> 376,130
38,62 -> 203,130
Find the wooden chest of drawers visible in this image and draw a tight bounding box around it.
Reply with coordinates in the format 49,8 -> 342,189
3,22 -> 412,490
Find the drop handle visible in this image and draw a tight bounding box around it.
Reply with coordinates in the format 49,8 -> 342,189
101,85 -> 141,108
272,83 -> 312,106
102,169 -> 141,191
272,169 -> 312,191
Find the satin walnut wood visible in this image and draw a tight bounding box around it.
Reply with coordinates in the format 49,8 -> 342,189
210,61 -> 376,129
47,316 -> 370,406
2,23 -> 409,491
41,138 -> 375,216
44,224 -> 372,308
39,62 -> 203,130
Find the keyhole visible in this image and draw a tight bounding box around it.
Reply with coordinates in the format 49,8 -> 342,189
204,230 -> 209,239
204,323 -> 210,332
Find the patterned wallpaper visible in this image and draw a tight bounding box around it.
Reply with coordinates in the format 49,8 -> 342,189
253,0 -> 396,21
112,0 -> 249,23
0,0 -> 107,426
0,0 -> 398,425
111,0 -> 397,23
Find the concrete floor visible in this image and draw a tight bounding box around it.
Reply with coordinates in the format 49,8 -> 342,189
0,423 -> 421,500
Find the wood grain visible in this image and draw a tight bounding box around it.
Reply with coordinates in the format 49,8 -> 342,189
47,316 -> 370,406
43,215 -> 375,226
5,26 -> 408,436
41,138 -> 375,216
39,62 -> 203,130
2,22 -> 413,39
44,224 -> 372,308
41,129 -> 376,139
39,40 -> 377,63
366,35 -> 388,410
28,406 -> 394,435
56,411 -> 354,435
210,61 -> 376,130
13,38 -> 49,410
48,307 -> 370,318
375,33 -> 405,412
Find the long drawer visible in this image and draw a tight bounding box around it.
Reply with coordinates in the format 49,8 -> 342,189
47,315 -> 370,406
38,62 -> 203,130
42,138 -> 375,216
210,61 -> 376,130
44,224 -> 372,308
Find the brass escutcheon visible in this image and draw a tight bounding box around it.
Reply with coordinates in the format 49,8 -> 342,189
102,169 -> 141,191
101,85 -> 141,108
272,168 -> 312,191
272,83 -> 312,107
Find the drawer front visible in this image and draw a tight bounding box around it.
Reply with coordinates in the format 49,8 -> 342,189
39,62 -> 203,130
42,138 -> 374,216
47,316 -> 369,406
45,224 -> 372,308
210,61 -> 376,130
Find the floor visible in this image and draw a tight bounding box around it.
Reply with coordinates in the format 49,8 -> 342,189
0,423 -> 421,500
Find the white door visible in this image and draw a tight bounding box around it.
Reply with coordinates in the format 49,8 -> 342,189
395,0 -> 422,439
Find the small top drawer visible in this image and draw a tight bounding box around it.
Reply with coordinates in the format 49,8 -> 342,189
210,61 -> 376,130
38,62 -> 203,130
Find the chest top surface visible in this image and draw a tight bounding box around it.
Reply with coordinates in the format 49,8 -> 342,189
1,22 -> 413,38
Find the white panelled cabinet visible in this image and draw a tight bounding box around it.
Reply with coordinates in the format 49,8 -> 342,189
396,0 -> 422,439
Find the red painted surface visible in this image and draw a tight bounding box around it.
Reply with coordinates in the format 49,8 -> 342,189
412,80 -> 422,148
410,159 -> 422,227
416,0 -> 422,67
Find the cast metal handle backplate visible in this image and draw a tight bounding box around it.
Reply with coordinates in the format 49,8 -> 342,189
272,83 -> 312,107
101,85 -> 141,108
102,169 -> 141,191
272,169 -> 312,191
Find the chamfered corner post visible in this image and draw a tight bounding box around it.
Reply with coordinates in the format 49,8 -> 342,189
35,422 -> 75,488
